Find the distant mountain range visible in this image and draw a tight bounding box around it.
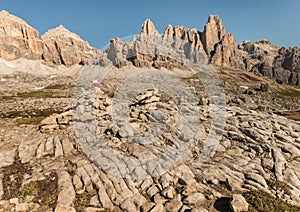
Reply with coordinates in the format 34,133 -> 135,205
0,10 -> 299,85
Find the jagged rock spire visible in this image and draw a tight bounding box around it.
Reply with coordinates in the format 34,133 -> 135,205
141,19 -> 158,35
201,15 -> 226,56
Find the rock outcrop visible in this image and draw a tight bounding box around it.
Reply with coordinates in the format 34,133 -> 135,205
42,25 -> 98,66
1,10 -> 299,86
0,10 -> 43,60
201,15 -> 244,69
141,19 -> 158,35
96,15 -> 300,86
240,39 -> 300,85
211,33 -> 244,69
163,25 -> 206,56
201,15 -> 226,56
0,10 -> 97,67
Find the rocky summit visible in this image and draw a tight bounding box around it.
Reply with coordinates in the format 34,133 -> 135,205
0,10 -> 300,212
0,10 -> 98,67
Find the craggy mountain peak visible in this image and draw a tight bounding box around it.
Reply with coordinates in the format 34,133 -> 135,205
43,25 -> 81,40
141,19 -> 158,35
0,10 -> 97,66
201,15 -> 227,55
0,10 -> 299,85
0,10 -> 29,26
0,10 -> 43,60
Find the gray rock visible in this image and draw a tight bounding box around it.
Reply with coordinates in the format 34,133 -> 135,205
244,173 -> 268,188
183,192 -> 206,206
0,148 -> 16,168
147,185 -> 159,197
161,186 -> 176,199
165,199 -> 182,212
16,203 -> 29,212
230,194 -> 249,212
150,203 -> 164,212
56,170 -> 76,209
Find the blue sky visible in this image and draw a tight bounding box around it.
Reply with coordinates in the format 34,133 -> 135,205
1,0 -> 299,49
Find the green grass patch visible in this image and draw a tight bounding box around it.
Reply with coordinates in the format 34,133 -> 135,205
16,116 -> 47,125
274,88 -> 300,99
2,158 -> 32,199
19,172 -> 58,208
267,179 -> 292,196
75,191 -> 97,211
17,90 -> 70,98
44,84 -> 69,90
243,190 -> 300,212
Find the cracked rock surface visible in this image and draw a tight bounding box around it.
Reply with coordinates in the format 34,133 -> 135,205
0,63 -> 300,211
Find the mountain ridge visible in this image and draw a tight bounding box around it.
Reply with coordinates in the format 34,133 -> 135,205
0,10 -> 299,85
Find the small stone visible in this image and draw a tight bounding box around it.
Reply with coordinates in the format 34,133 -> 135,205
199,97 -> 209,105
183,192 -> 206,206
0,200 -> 10,209
165,199 -> 183,212
211,179 -> 219,185
9,198 -> 18,205
230,194 -> 249,212
141,178 -> 153,191
153,194 -> 167,204
0,148 -> 16,168
150,203 -> 164,212
120,198 -> 137,211
161,186 -> 176,199
147,185 -> 159,197
118,125 -> 135,138
182,184 -> 198,195
16,203 -> 29,212
0,174 -> 3,199
141,201 -> 155,212
90,195 -> 100,207
83,207 -> 106,212
55,204 -> 76,212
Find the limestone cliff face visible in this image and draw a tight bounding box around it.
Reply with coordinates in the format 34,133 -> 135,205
141,19 -> 158,35
201,15 -> 244,69
0,10 -> 43,60
0,10 -> 98,66
201,15 -> 226,56
42,25 -> 98,67
163,25 -> 206,55
211,33 -> 244,69
239,39 -> 300,85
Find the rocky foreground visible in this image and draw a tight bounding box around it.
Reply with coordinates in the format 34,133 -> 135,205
0,62 -> 300,212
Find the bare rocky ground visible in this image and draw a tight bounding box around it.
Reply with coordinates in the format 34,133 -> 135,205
0,65 -> 300,212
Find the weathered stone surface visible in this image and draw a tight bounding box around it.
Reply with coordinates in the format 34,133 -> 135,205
161,186 -> 176,199
201,15 -> 226,56
56,170 -> 76,210
141,19 -> 158,35
240,39 -> 300,86
0,10 -> 43,60
0,147 -> 16,168
42,25 -> 97,66
230,194 -> 249,212
0,174 -> 3,200
211,33 -> 244,69
163,24 -> 206,56
183,192 -> 206,206
165,199 -> 183,212
15,203 -> 29,212
0,10 -> 97,67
